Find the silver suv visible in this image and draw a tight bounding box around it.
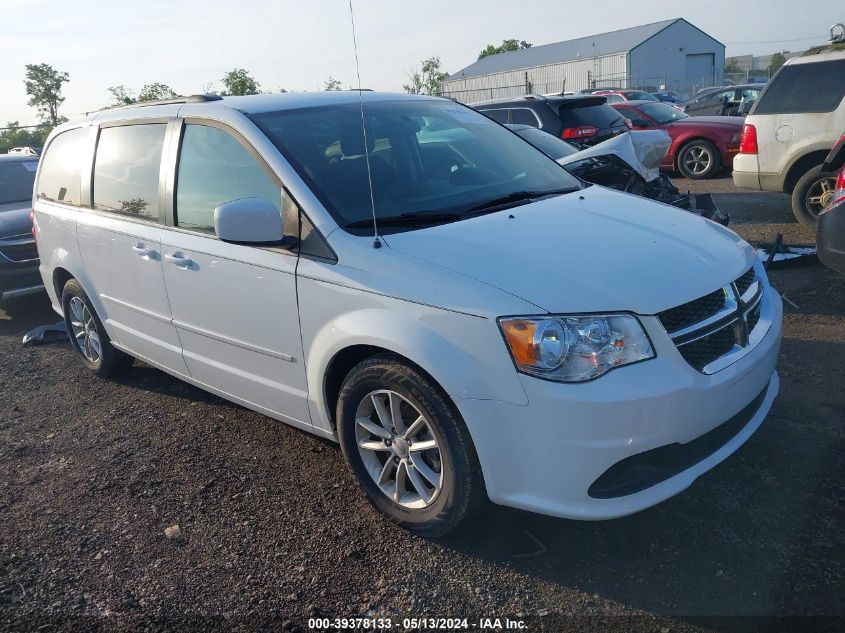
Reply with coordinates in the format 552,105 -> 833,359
733,47 -> 845,226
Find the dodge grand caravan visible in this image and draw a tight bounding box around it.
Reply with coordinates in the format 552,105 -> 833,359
33,92 -> 782,536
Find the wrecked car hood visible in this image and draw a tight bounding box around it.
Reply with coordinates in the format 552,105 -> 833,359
560,130 -> 671,182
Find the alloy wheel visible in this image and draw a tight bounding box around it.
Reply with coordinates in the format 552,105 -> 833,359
354,389 -> 443,509
682,146 -> 712,176
805,176 -> 837,219
68,296 -> 101,363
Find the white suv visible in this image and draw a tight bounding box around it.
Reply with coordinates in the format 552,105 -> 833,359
33,92 -> 782,536
733,48 -> 845,226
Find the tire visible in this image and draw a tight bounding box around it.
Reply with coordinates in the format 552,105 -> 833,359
677,139 -> 721,179
61,279 -> 133,378
791,164 -> 837,228
336,354 -> 484,537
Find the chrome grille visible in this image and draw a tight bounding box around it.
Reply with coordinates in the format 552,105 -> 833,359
659,267 -> 766,373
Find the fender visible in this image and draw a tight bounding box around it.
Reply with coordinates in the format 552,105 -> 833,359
298,281 -> 530,435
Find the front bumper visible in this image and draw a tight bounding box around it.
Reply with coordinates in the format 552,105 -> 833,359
455,286 -> 783,520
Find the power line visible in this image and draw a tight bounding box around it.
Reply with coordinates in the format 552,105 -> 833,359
725,34 -> 825,45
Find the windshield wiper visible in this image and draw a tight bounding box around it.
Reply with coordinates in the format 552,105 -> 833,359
346,211 -> 464,229
466,187 -> 578,213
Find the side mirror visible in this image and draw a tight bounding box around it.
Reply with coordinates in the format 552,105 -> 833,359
214,197 -> 286,244
631,119 -> 650,128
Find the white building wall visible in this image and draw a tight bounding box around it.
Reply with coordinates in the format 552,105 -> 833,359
442,53 -> 628,104
629,20 -> 724,94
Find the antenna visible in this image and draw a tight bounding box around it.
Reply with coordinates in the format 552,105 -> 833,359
348,0 -> 381,249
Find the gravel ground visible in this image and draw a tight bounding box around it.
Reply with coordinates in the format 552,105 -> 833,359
1,178 -> 843,632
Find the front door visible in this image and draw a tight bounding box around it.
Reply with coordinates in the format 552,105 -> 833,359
77,121 -> 189,374
160,121 -> 310,426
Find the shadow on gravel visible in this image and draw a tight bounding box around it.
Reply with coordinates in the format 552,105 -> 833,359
436,345 -> 845,624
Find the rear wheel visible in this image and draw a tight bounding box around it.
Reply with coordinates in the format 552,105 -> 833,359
336,354 -> 484,537
791,164 -> 837,228
677,139 -> 721,179
61,279 -> 133,377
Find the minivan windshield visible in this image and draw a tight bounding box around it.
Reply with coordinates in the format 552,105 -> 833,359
252,99 -> 581,233
0,160 -> 38,205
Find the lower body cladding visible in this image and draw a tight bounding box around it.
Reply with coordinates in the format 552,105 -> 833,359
455,289 -> 783,520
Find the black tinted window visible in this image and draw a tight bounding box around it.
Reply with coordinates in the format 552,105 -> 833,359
480,108 -> 509,124
93,124 -> 166,220
510,109 -> 539,127
514,127 -> 579,160
559,103 -> 624,128
176,124 -> 280,233
754,59 -> 845,114
36,128 -> 87,206
0,160 -> 38,204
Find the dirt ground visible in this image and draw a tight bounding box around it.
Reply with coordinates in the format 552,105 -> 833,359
1,177 -> 843,632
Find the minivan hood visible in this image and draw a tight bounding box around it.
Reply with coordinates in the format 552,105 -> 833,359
382,185 -> 753,314
0,202 -> 33,238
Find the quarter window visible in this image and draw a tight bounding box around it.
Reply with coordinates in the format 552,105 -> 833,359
175,124 -> 280,234
36,127 -> 87,207
510,108 -> 540,127
754,60 -> 845,114
93,124 -> 167,220
480,109 -> 509,124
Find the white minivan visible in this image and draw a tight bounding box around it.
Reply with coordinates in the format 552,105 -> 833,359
33,92 -> 782,536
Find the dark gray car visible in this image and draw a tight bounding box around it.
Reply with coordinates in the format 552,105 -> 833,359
679,84 -> 765,116
0,154 -> 42,301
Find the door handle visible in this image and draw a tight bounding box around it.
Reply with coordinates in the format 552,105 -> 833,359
132,243 -> 157,259
165,253 -> 193,268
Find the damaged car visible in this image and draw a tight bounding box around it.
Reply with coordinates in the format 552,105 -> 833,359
508,125 -> 729,225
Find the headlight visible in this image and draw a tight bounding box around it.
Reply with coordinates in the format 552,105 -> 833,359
499,314 -> 654,382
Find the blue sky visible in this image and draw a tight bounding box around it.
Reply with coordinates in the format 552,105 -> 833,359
0,0 -> 839,124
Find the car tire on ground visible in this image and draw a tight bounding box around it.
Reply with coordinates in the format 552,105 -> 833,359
791,164 -> 838,228
336,354 -> 484,537
677,139 -> 721,179
61,279 -> 133,378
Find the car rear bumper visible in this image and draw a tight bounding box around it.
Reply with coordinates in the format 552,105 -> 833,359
455,288 -> 782,521
0,263 -> 43,300
732,154 -> 761,189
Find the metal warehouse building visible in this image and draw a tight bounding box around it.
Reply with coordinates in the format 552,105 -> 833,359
443,18 -> 724,104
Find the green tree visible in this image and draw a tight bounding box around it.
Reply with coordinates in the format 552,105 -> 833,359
768,52 -> 786,76
221,68 -> 260,96
0,121 -> 52,154
478,39 -> 532,60
24,63 -> 69,126
402,57 -> 448,96
108,85 -> 136,106
137,83 -> 178,102
324,76 -> 343,91
724,59 -> 742,75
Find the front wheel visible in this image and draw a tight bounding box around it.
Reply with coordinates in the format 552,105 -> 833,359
791,164 -> 837,228
677,139 -> 721,179
336,354 -> 484,537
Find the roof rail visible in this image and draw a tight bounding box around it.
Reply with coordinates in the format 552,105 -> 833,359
87,94 -> 223,115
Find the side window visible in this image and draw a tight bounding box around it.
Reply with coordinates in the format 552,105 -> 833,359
36,127 -> 87,207
481,109 -> 509,124
175,124 -> 281,234
93,124 -> 167,220
510,108 -> 539,127
755,60 -> 845,114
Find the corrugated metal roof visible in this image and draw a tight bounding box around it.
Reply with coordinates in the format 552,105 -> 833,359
448,19 -> 682,80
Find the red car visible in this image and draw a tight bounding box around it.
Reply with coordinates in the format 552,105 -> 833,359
611,100 -> 743,179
